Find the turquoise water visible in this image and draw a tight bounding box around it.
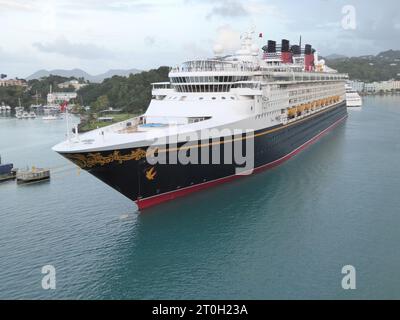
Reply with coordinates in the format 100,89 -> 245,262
1,96 -> 400,299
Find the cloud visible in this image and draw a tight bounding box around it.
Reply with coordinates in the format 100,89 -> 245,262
0,0 -> 35,11
144,36 -> 156,47
32,37 -> 115,60
106,1 -> 153,11
0,46 -> 34,63
56,0 -> 161,14
186,0 -> 284,23
182,42 -> 210,59
213,25 -> 241,51
206,0 -> 249,19
0,0 -> 158,15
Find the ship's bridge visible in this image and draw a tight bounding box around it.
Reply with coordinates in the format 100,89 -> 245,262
171,59 -> 256,73
168,59 -> 258,93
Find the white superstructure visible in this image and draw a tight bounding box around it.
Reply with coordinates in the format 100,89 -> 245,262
345,84 -> 363,107
54,33 -> 347,154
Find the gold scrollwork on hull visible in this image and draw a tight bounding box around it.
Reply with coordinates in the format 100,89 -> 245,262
66,149 -> 147,169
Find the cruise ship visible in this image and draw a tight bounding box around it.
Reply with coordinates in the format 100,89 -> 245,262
53,32 -> 348,209
345,84 -> 363,107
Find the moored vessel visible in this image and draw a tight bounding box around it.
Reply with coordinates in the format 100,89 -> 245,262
0,156 -> 17,182
16,167 -> 50,184
54,32 -> 348,209
21,111 -> 30,119
345,84 -> 362,107
42,114 -> 60,120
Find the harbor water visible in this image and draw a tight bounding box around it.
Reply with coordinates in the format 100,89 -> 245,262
1,96 -> 400,299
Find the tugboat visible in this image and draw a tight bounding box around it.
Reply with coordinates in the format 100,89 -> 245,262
16,167 -> 50,184
0,156 -> 17,182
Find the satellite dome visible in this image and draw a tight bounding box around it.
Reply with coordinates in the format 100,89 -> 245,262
213,44 -> 224,56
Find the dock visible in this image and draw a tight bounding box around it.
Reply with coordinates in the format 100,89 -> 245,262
16,167 -> 50,184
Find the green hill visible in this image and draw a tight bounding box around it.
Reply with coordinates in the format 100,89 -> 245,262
327,50 -> 400,82
0,75 -> 80,108
0,67 -> 170,112
78,66 -> 170,114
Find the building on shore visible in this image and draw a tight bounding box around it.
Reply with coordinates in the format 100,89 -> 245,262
0,79 -> 28,87
348,79 -> 400,93
347,80 -> 365,92
57,80 -> 87,91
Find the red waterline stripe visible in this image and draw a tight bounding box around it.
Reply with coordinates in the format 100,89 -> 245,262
136,114 -> 348,210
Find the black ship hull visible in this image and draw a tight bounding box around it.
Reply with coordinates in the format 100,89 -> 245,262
60,102 -> 347,209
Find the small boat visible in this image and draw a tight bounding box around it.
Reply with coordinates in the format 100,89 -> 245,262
22,112 -> 30,119
0,156 -> 17,182
29,111 -> 36,118
42,114 -> 60,120
5,105 -> 11,112
15,112 -> 23,119
15,106 -> 23,114
345,84 -> 363,107
16,167 -> 50,184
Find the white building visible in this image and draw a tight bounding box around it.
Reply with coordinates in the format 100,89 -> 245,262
0,79 -> 28,87
362,80 -> 400,93
392,80 -> 400,90
58,80 -> 87,91
348,80 -> 365,92
47,92 -> 77,104
364,83 -> 377,93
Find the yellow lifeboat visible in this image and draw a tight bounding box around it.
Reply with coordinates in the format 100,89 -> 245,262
311,102 -> 316,110
288,107 -> 297,117
298,104 -> 305,112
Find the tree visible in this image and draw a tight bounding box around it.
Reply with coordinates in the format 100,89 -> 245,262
91,95 -> 109,113
77,66 -> 170,114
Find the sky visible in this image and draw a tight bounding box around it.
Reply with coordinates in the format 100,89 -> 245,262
0,0 -> 399,78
